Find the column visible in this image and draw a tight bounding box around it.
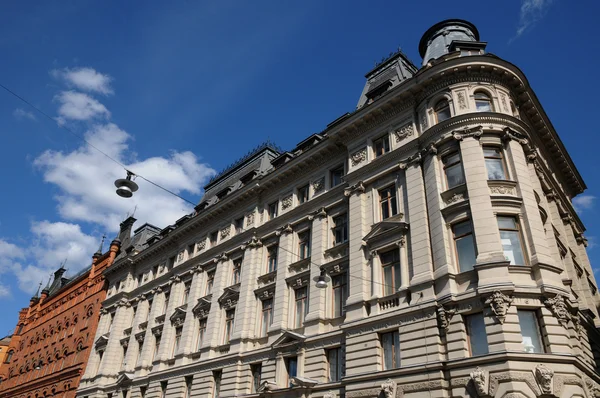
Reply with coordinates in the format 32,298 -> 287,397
232,242 -> 262,346
204,257 -> 229,351
156,278 -> 183,364
97,300 -> 131,378
271,232 -> 293,332
181,268 -> 202,356
139,288 -> 165,373
81,310 -> 112,380
405,162 -> 434,296
304,213 -> 327,334
345,190 -> 370,322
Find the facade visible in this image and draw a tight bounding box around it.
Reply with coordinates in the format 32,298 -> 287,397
0,336 -> 12,374
0,238 -> 120,398
78,19 -> 600,398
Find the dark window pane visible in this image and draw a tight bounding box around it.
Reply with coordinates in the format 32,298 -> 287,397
466,313 -> 488,356
485,158 -> 506,180
445,163 -> 465,188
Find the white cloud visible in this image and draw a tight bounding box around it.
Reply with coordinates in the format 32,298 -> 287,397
587,236 -> 597,250
13,108 -> 36,121
51,67 -> 113,95
515,0 -> 553,38
573,194 -> 595,214
54,91 -> 110,122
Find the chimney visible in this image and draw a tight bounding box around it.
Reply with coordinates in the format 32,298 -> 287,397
116,216 -> 136,251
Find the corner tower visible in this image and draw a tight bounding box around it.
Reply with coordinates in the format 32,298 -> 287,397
419,19 -> 483,66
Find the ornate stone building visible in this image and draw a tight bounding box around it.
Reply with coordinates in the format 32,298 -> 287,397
0,237 -> 120,398
77,20 -> 600,398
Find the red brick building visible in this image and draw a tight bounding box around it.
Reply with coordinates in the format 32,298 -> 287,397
0,238 -> 120,398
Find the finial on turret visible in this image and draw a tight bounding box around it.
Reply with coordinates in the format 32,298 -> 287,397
95,234 -> 106,256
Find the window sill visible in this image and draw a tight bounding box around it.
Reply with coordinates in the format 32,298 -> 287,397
325,242 -> 349,260
487,179 -> 518,196
288,257 -> 311,273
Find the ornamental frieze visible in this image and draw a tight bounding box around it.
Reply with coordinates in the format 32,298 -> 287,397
393,123 -> 414,142
312,177 -> 325,194
350,148 -> 367,166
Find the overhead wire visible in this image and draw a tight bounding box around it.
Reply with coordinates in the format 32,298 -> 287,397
0,82 -> 405,292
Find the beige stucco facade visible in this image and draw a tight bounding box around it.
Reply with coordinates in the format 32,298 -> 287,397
77,20 -> 600,398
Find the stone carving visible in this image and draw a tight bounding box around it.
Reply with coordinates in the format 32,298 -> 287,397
177,250 -> 185,262
457,91 -> 467,109
350,148 -> 367,166
394,123 -> 414,142
381,378 -> 397,398
585,377 -> 600,398
574,316 -> 585,338
489,185 -> 515,195
312,177 -> 325,194
344,182 -> 366,197
544,295 -> 571,328
420,113 -> 428,130
444,192 -> 464,205
246,235 -> 262,248
470,366 -> 488,396
323,391 -> 336,398
220,226 -> 231,239
308,207 -> 327,221
534,364 -> 554,395
196,239 -> 206,251
246,212 -> 255,227
437,306 -> 456,333
281,195 -> 293,210
500,93 -> 508,112
485,290 -> 513,324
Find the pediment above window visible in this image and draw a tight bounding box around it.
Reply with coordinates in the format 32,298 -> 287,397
362,218 -> 409,248
271,330 -> 306,349
218,284 -> 240,309
285,271 -> 310,289
169,305 -> 187,326
116,372 -> 134,386
192,295 -> 212,318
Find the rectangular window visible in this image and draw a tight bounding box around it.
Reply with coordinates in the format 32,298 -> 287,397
327,347 -> 343,382
483,147 -> 507,180
210,231 -> 218,247
380,330 -> 400,370
206,272 -> 214,296
136,341 -> 143,366
122,345 -> 128,367
267,246 -> 278,273
286,357 -> 298,387
268,201 -> 278,220
152,265 -> 159,279
187,244 -> 195,259
373,135 -> 390,157
212,370 -> 222,398
162,292 -> 170,315
160,381 -> 167,398
381,249 -> 401,296
182,281 -> 191,305
379,185 -> 398,220
452,220 -> 477,272
153,336 -> 161,361
172,327 -> 182,357
332,214 -> 348,246
298,184 -> 310,204
330,165 -> 344,187
224,309 -> 235,344
140,386 -> 147,398
261,299 -> 273,337
518,310 -> 544,353
234,217 -> 244,234
185,376 -> 193,398
332,274 -> 348,318
294,287 -> 308,328
168,256 -> 176,271
232,258 -> 242,285
251,363 -> 262,393
298,230 -> 311,260
498,216 -> 526,265
131,306 -> 137,327
197,318 -> 207,351
466,313 -> 488,356
443,152 -> 465,189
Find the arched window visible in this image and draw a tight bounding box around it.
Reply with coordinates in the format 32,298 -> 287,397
4,350 -> 13,363
474,91 -> 493,112
434,99 -> 451,123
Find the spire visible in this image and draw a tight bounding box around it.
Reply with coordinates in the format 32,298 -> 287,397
94,234 -> 106,257
41,273 -> 52,294
33,281 -> 42,298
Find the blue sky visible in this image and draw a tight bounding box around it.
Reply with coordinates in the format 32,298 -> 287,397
0,0 -> 599,334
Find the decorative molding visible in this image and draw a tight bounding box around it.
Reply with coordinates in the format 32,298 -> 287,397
308,207 -> 327,221
381,378 -> 397,398
394,123 -> 414,142
281,195 -> 293,210
451,125 -> 483,141
534,363 -> 554,395
344,182 -> 366,197
276,223 -> 294,236
437,305 -> 455,334
500,93 -> 509,112
485,290 -> 513,324
312,177 -> 325,194
488,371 -> 540,397
245,235 -> 263,249
544,295 -> 571,328
220,226 -> 231,239
444,192 -> 465,205
470,366 -> 488,397
246,212 -> 255,227
350,148 -> 367,166
457,91 -> 467,110
323,391 -> 336,398
196,239 -> 206,251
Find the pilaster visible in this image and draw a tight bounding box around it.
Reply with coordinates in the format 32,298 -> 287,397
345,191 -> 369,322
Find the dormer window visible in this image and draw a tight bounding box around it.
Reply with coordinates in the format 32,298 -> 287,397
434,99 -> 451,123
474,91 -> 493,112
240,170 -> 257,186
365,80 -> 393,104
216,187 -> 231,200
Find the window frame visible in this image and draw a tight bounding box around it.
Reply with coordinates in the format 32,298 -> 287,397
234,217 -> 244,234
483,146 -> 508,180
380,249 -> 401,296
267,245 -> 278,273
260,299 -> 273,337
232,257 -> 242,285
330,165 -> 344,187
434,98 -> 451,123
497,215 -> 528,265
223,309 -> 235,345
442,152 -> 465,189
268,201 -> 278,220
474,91 -> 494,112
327,347 -> 343,382
205,271 -> 215,296
197,318 -> 207,351
285,356 -> 298,388
294,286 -> 309,328
380,330 -> 400,370
378,185 -> 398,220
298,184 -> 310,204
452,220 -> 477,273
465,312 -> 488,356
172,326 -> 183,357
251,363 -> 262,393
373,134 -> 391,158
297,230 -> 311,260
332,214 -> 348,246
332,273 -> 348,318
517,309 -> 545,354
